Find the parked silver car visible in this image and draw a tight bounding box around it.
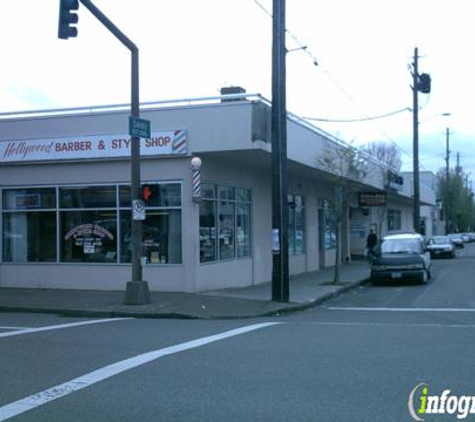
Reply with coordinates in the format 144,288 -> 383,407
447,233 -> 465,248
426,236 -> 456,259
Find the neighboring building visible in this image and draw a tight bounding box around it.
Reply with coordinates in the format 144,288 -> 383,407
0,94 -> 435,292
403,171 -> 444,237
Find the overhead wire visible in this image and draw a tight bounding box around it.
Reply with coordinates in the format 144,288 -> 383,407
303,107 -> 411,123
252,0 -> 420,167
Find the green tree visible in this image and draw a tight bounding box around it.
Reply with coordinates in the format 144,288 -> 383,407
437,167 -> 475,232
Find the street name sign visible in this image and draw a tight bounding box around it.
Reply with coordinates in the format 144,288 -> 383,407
129,116 -> 151,139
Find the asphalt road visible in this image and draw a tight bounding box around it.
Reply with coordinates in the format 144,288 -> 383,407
1,244 -> 475,421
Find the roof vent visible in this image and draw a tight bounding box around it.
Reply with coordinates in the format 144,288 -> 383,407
220,86 -> 246,102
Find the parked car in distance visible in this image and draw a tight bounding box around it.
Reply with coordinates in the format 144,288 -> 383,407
426,236 -> 456,259
371,233 -> 432,285
464,232 -> 475,242
447,233 -> 465,248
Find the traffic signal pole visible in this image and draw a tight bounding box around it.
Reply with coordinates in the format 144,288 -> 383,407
74,0 -> 150,303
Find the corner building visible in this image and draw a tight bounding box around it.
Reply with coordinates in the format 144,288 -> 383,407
0,95 -> 435,292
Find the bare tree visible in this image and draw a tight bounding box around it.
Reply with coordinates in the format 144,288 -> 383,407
362,141 -> 402,172
318,143 -> 369,283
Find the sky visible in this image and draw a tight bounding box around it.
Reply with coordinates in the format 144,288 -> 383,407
1,0 -> 474,187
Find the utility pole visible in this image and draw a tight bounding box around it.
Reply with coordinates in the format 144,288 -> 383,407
412,47 -> 421,233
410,47 -> 431,233
271,0 -> 289,302
445,127 -> 451,234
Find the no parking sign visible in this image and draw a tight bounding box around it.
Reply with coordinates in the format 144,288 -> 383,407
132,199 -> 146,221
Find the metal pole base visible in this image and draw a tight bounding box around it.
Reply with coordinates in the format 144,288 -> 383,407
124,281 -> 151,305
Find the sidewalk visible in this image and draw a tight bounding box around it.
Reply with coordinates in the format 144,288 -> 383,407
0,261 -> 370,320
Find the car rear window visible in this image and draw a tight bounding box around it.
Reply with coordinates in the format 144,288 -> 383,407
381,238 -> 421,254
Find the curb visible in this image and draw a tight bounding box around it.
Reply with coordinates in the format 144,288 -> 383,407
0,278 -> 369,320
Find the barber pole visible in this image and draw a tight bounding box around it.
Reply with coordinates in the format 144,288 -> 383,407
191,156 -> 202,202
192,168 -> 201,198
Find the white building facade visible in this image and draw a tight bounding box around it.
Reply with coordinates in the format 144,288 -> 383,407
0,95 -> 436,292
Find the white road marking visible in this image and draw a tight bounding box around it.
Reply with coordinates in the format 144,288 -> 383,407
304,321 -> 475,329
0,322 -> 280,421
0,318 -> 132,339
0,326 -> 32,331
327,307 -> 475,312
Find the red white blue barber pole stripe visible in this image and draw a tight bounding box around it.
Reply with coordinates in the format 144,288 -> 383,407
191,156 -> 202,202
172,130 -> 187,154
192,167 -> 201,199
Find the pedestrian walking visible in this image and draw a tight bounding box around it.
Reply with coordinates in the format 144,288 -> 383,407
366,229 -> 378,262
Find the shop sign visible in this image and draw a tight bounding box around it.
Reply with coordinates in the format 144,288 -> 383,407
0,130 -> 187,163
64,223 -> 114,254
358,192 -> 387,207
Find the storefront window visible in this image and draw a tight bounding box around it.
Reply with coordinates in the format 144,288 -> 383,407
3,212 -> 56,262
201,184 -> 216,200
1,182 -> 182,265
200,199 -> 217,262
61,210 -> 117,263
60,186 -> 116,208
387,209 -> 402,231
120,182 -> 182,264
2,188 -> 57,262
120,210 -> 182,264
200,184 -> 251,263
236,203 -> 251,257
3,188 -> 56,210
218,200 -> 235,260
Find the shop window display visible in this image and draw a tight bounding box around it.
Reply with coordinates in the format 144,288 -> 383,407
61,210 -> 117,263
199,184 -> 251,263
2,183 -> 182,265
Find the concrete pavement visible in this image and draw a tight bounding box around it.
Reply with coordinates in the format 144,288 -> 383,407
0,261 -> 370,319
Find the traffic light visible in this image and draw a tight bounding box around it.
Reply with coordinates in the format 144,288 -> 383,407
58,0 -> 79,40
142,184 -> 159,203
418,73 -> 431,94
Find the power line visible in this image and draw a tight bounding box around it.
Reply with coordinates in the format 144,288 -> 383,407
252,0 -> 417,169
304,107 -> 410,123
253,0 -> 318,65
252,0 -> 403,144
